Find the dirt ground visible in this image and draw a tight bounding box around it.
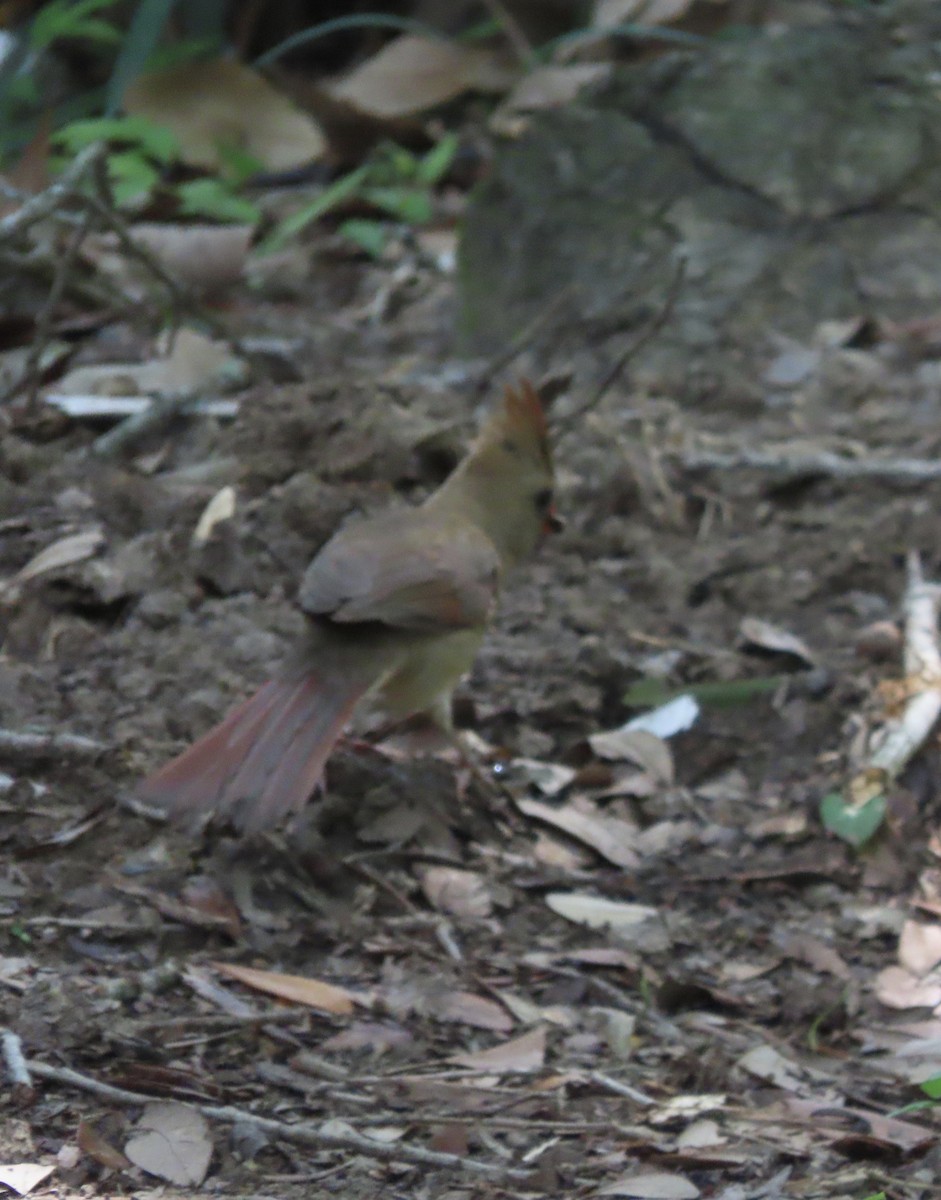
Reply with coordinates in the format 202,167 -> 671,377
4,195 -> 941,1198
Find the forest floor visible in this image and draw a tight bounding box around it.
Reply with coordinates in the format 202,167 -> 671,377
3,160 -> 941,1200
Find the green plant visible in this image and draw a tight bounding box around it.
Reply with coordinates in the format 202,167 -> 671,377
50,111 -> 260,219
0,0 -> 223,160
261,134 -> 460,256
819,791 -> 886,848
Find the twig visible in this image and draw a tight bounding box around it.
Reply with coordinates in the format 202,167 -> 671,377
472,285 -> 575,399
0,729 -> 105,761
589,1070 -> 654,1106
26,1059 -> 534,1182
90,388 -> 208,458
680,447 -> 941,483
46,394 -> 240,420
1,1028 -> 34,1102
0,144 -> 105,241
555,255 -> 686,431
20,205 -> 97,407
480,0 -> 536,65
85,156 -> 234,346
0,917 -> 157,932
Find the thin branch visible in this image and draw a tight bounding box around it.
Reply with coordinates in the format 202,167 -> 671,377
46,394 -> 239,420
20,206 -> 97,407
472,284 -> 575,400
556,255 -> 686,431
680,447 -> 941,483
0,728 -> 105,761
480,0 -> 536,65
90,388 -> 209,458
589,1070 -> 654,1106
0,144 -> 106,241
26,1059 -> 534,1182
86,156 -> 235,346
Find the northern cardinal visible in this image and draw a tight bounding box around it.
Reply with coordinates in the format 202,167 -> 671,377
139,381 -> 556,832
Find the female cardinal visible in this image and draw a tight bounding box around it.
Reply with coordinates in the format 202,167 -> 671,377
139,380 -> 556,832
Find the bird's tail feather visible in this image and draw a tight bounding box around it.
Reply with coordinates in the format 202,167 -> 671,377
138,671 -> 370,832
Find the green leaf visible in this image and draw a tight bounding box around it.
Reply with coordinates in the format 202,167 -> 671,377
105,149 -> 159,206
144,35 -> 221,73
819,791 -> 886,847
259,165 -> 369,253
340,218 -> 388,258
623,675 -> 785,710
362,185 -> 431,224
416,133 -> 459,186
214,141 -> 266,185
53,114 -> 179,162
106,0 -> 177,114
30,0 -> 121,50
176,178 -> 261,224
919,1073 -> 941,1100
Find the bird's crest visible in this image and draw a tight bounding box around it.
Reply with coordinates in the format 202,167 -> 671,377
479,379 -> 551,469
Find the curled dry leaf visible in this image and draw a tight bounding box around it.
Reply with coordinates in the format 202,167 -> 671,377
739,617 -> 815,666
623,695 -> 700,740
676,1118 -> 724,1149
327,34 -> 512,119
782,1096 -> 936,1155
875,964 -> 941,1011
437,990 -> 513,1033
492,64 -> 611,134
589,727 -> 674,784
124,224 -> 253,293
450,1026 -> 547,1073
4,527 -> 105,598
0,1165 -> 55,1197
517,797 -> 641,869
210,961 -> 355,1015
596,1171 -> 700,1199
125,59 -> 326,170
545,892 -> 659,930
53,328 -> 243,400
511,757 -> 577,796
419,866 -> 493,919
737,1045 -> 808,1093
898,919 -> 941,977
76,1121 -> 130,1171
124,1102 -> 212,1187
192,486 -> 237,547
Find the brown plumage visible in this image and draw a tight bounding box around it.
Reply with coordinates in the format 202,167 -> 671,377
138,380 -> 556,832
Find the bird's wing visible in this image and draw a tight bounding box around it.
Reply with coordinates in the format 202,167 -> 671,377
298,511 -> 501,633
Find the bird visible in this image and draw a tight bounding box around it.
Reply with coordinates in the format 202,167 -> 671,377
138,380 -> 557,833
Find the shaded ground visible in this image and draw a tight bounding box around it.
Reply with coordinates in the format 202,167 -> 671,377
5,97 -> 941,1200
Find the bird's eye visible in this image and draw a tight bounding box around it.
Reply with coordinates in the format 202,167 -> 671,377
534,488 -> 553,512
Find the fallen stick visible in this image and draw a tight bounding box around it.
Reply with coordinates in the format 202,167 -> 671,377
90,388 -> 210,458
681,447 -> 941,483
849,552 -> 941,803
46,394 -> 239,420
0,144 -> 105,241
0,729 -> 105,761
26,1059 -> 534,1182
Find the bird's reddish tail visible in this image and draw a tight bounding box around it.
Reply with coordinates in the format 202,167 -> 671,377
138,671 -> 370,832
